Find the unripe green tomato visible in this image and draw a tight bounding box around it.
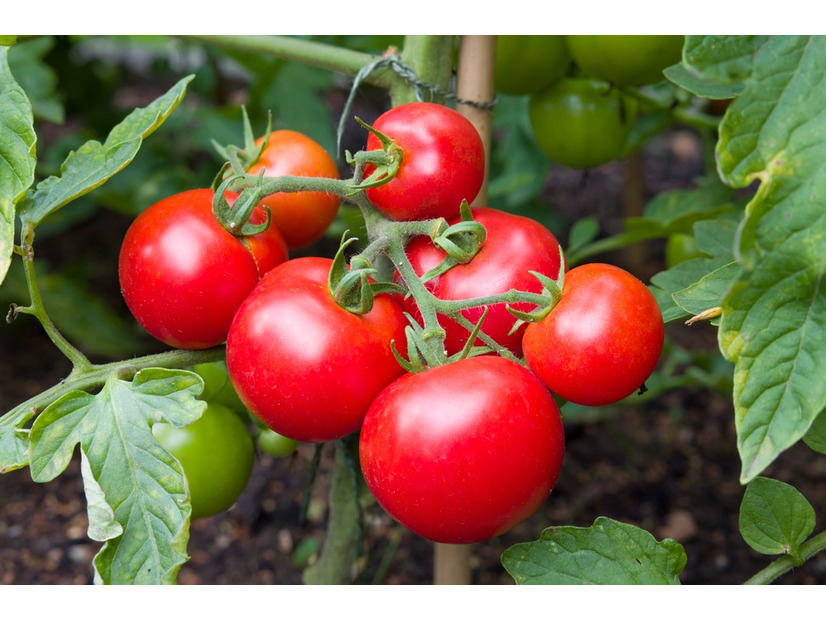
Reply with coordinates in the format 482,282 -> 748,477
665,233 -> 703,268
257,428 -> 299,458
192,361 -> 247,413
153,402 -> 255,520
528,77 -> 638,168
566,35 -> 684,87
494,35 -> 571,95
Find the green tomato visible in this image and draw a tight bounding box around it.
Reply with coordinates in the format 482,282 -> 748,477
257,428 -> 299,458
665,233 -> 703,268
566,35 -> 684,87
153,402 -> 255,520
494,35 -> 571,95
529,77 -> 638,168
192,361 -> 247,413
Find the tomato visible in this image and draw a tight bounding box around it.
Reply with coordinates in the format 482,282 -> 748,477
247,130 -> 341,250
364,102 -> 485,222
359,356 -> 565,544
494,35 -> 571,95
153,402 -> 255,520
400,207 -> 564,356
225,256 -> 408,443
522,263 -> 664,406
256,428 -> 299,458
119,188 -> 288,349
566,35 -> 684,87
192,360 -> 247,413
529,77 -> 638,168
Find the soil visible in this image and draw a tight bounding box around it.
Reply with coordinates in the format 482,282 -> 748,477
2,125 -> 826,586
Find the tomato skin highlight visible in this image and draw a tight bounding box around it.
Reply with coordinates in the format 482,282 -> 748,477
400,207 -> 564,356
153,402 -> 255,520
118,188 -> 288,350
226,256 -> 408,443
364,102 -> 485,222
523,263 -> 665,406
359,356 -> 565,544
248,130 -> 341,250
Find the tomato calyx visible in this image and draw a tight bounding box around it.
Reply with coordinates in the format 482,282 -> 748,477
420,201 -> 487,283
344,117 -> 403,194
212,107 -> 272,174
506,247 -> 566,327
328,234 -> 405,315
210,166 -> 273,237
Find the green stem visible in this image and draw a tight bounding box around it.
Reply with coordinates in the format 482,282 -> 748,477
744,530 -> 826,585
393,36 -> 457,105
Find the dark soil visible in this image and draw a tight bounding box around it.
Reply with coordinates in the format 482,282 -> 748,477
3,128 -> 826,586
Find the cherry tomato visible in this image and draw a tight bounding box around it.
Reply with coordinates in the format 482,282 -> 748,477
566,35 -> 684,87
494,35 -> 571,95
119,188 -> 288,349
256,428 -> 299,458
400,207 -> 564,356
529,77 -> 638,168
192,360 -> 247,413
247,130 -> 341,250
226,256 -> 408,443
522,263 -> 664,406
359,356 -> 565,544
153,402 -> 255,520
364,102 -> 485,222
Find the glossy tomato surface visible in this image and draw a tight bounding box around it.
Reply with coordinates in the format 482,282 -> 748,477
529,77 -> 638,169
153,402 -> 255,520
566,35 -> 684,87
359,356 -> 565,544
494,35 -> 571,95
364,102 -> 485,222
248,130 -> 341,250
119,188 -> 288,349
523,263 -> 664,406
400,207 -> 564,356
226,256 -> 408,443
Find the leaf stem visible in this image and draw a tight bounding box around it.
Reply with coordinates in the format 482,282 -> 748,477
744,530 -> 826,585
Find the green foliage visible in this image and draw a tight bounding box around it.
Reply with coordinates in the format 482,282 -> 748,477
28,368 -> 205,584
502,517 -> 687,585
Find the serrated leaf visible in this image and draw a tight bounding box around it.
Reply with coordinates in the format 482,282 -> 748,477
501,517 -> 687,585
0,45 -> 37,286
710,36 -> 826,482
683,35 -> 770,85
17,74 -> 193,227
739,477 -> 815,558
28,368 -> 206,585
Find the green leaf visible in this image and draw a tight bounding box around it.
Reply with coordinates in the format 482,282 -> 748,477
663,62 -> 743,100
672,261 -> 741,319
28,368 -> 206,585
7,36 -> 64,123
711,36 -> 826,482
0,45 -> 37,286
17,74 -> 193,227
802,407 -> 826,454
501,517 -> 687,585
0,405 -> 35,473
739,477 -> 815,559
683,35 -> 770,85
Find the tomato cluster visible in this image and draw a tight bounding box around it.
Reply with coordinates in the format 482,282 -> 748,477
494,35 -> 684,168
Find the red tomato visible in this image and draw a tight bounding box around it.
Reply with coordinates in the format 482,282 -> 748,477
523,263 -> 664,406
225,256 -> 408,443
364,102 -> 485,222
247,130 -> 341,250
400,207 -> 564,356
359,356 -> 565,544
119,188 -> 288,349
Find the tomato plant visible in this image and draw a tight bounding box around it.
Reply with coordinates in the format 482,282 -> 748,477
566,35 -> 685,87
225,256 -> 408,443
118,188 -> 288,349
494,35 -> 570,95
247,130 -> 341,250
359,355 -> 565,544
400,206 -> 564,356
523,263 -> 664,406
153,402 -> 255,520
364,101 -> 485,221
528,77 -> 638,168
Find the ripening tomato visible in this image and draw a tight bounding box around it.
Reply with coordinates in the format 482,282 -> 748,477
153,402 -> 255,520
226,256 -> 408,443
359,355 -> 565,544
247,130 -> 341,249
523,263 -> 664,406
399,207 -> 564,356
364,102 -> 485,222
566,35 -> 684,87
494,35 -> 571,95
119,188 -> 288,349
